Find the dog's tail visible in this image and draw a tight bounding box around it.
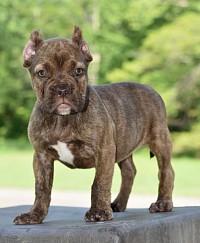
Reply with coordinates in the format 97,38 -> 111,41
150,151 -> 154,158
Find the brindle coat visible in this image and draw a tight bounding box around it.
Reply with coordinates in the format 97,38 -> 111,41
14,26 -> 174,224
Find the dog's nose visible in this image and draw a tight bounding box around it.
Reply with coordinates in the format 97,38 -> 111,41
52,85 -> 72,96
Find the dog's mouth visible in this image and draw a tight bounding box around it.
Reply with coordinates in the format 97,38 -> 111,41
42,89 -> 87,115
56,103 -> 72,115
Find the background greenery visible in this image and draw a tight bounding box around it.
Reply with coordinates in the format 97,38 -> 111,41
0,0 -> 200,197
1,0 -> 200,157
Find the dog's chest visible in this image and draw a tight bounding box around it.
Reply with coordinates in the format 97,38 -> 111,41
51,141 -> 74,166
51,140 -> 95,168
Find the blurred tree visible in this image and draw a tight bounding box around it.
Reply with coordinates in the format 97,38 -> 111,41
1,0 -> 200,156
106,12 -> 200,130
96,0 -> 200,156
0,0 -> 96,138
96,0 -> 199,84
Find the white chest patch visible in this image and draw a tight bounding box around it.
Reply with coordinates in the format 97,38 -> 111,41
51,141 -> 74,166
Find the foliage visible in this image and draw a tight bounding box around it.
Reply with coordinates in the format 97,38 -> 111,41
96,0 -> 200,156
106,12 -> 200,119
0,0 -> 200,156
172,123 -> 200,157
0,0 -> 96,138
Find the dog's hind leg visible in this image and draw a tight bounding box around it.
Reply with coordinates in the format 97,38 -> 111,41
111,155 -> 136,212
149,127 -> 175,213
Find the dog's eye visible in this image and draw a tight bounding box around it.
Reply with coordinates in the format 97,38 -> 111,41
75,68 -> 84,76
38,69 -> 46,77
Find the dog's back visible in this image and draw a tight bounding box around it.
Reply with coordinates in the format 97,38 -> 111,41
93,82 -> 169,160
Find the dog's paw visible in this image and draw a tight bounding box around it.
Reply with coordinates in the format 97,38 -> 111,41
149,199 -> 173,213
13,212 -> 44,225
84,209 -> 113,222
111,200 -> 126,212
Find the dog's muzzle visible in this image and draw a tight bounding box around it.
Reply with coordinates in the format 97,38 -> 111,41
50,84 -> 74,115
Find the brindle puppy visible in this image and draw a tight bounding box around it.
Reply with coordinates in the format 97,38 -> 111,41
14,26 -> 174,224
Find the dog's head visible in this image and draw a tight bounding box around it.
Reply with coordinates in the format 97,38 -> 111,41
23,26 -> 93,115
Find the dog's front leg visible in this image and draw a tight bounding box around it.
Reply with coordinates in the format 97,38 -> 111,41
85,149 -> 115,222
14,152 -> 54,225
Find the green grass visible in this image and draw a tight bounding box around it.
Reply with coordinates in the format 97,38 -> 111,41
0,144 -> 200,197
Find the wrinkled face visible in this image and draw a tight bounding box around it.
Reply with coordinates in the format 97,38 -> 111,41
23,26 -> 92,115
30,40 -> 89,115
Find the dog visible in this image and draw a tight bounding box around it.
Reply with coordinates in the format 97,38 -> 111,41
14,26 -> 174,224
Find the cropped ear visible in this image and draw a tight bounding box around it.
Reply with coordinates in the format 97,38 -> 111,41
23,30 -> 44,68
72,26 -> 93,63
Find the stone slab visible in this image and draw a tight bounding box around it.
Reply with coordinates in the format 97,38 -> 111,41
0,206 -> 200,243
